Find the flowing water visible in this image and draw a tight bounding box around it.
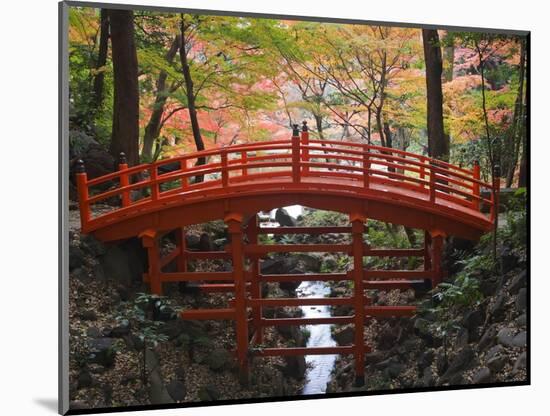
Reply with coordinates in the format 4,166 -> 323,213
296,280 -> 338,395
265,205 -> 338,395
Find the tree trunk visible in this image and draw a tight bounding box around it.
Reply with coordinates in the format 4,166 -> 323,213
109,9 -> 139,166
518,138 -> 527,187
180,15 -> 206,181
422,29 -> 449,161
142,36 -> 181,161
92,9 -> 109,112
314,114 -> 325,140
505,39 -> 527,187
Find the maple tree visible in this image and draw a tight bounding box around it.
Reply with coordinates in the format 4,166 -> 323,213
68,7 -> 527,186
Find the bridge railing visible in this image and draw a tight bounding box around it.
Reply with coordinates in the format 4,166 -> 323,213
75,122 -> 496,232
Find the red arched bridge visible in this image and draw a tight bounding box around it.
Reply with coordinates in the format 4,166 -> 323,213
76,122 -> 497,386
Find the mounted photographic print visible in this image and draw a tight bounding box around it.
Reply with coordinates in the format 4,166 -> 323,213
59,1 -> 530,414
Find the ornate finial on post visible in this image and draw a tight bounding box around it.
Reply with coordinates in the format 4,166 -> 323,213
302,120 -> 308,132
75,159 -> 86,173
473,159 -> 479,166
292,124 -> 299,136
119,152 -> 127,165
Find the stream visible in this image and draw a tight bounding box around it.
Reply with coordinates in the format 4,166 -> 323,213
267,205 -> 338,395
296,280 -> 338,395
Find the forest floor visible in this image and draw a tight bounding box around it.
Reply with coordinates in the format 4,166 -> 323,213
67,203 -> 528,410
68,205 -> 305,410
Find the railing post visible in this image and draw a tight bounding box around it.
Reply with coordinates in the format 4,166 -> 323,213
75,159 -> 90,229
472,160 -> 480,211
429,161 -> 436,203
150,164 -> 159,201
363,149 -> 370,189
301,121 -> 309,175
241,151 -> 248,177
180,158 -> 188,191
420,157 -> 426,188
291,124 -> 300,183
118,152 -> 130,207
221,147 -> 229,187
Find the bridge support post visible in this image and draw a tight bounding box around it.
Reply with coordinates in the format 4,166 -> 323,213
350,213 -> 367,387
246,215 -> 263,345
141,229 -> 162,295
225,213 -> 249,384
175,227 -> 187,273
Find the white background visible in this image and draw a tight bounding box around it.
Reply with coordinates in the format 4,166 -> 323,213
0,0 -> 546,414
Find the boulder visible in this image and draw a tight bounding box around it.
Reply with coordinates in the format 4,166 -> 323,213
516,288 -> 527,313
87,338 -> 116,367
77,370 -> 94,389
110,319 -> 131,338
69,130 -> 97,159
198,233 -> 213,251
472,367 -> 492,384
69,246 -> 85,271
205,348 -> 233,372
478,324 -> 498,351
377,323 -> 401,350
384,362 -> 405,380
420,367 -> 435,387
261,257 -> 299,275
79,309 -> 97,321
480,276 -> 499,297
146,349 -> 175,404
80,234 -> 106,257
296,253 -> 323,272
166,379 -> 186,401
198,384 -> 220,401
511,331 -> 527,348
500,246 -> 519,273
488,293 -> 508,322
441,346 -> 474,382
496,327 -> 516,347
509,270 -> 527,295
275,208 -> 296,227
333,325 -> 354,346
512,351 -> 527,374
365,350 -> 386,365
462,309 -> 484,333
185,234 -> 201,250
486,355 -> 507,373
86,327 -> 102,338
99,238 -> 146,286
281,355 -> 307,379
485,345 -> 503,362
418,349 -> 435,371
75,143 -> 115,182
